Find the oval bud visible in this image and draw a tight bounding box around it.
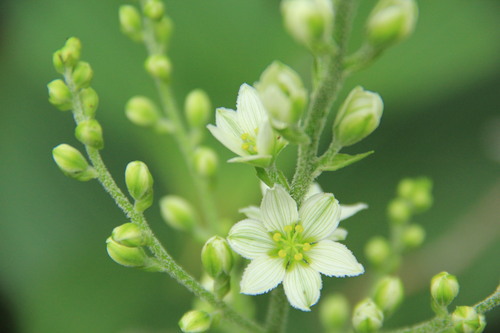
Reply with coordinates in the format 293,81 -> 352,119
201,236 -> 233,278
106,237 -> 149,268
397,177 -> 433,212
373,276 -> 404,315
402,224 -> 425,249
119,5 -> 143,42
154,16 -> 174,45
452,306 -> 484,333
125,161 -> 154,212
52,50 -> 65,74
365,236 -> 391,268
334,86 -> 383,147
143,0 -> 165,21
125,96 -> 161,127
72,61 -> 93,90
111,223 -> 147,247
320,294 -> 350,330
193,147 -> 218,177
145,54 -> 172,81
179,310 -> 211,333
47,79 -> 73,111
60,37 -> 82,68
80,87 -> 99,118
431,271 -> 459,308
352,298 -> 384,333
75,119 -> 104,149
387,197 -> 411,224
185,89 -> 211,128
159,195 -> 197,231
52,144 -> 97,181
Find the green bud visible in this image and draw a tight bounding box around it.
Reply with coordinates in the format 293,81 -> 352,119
373,276 -> 404,315
111,223 -> 147,247
185,89 -> 211,128
319,294 -> 350,330
367,0 -> 418,49
47,79 -> 72,111
125,96 -> 161,127
334,86 -> 383,147
281,0 -> 334,52
143,0 -> 165,21
387,197 -> 411,224
106,237 -> 149,268
52,50 -> 65,74
397,177 -> 433,212
179,310 -> 211,333
75,119 -> 104,149
213,274 -> 231,300
352,298 -> 384,333
431,272 -> 460,308
72,61 -> 93,90
119,5 -> 143,42
125,161 -> 154,212
452,306 -> 484,333
59,37 -> 82,68
201,236 -> 233,278
402,224 -> 425,249
154,16 -> 174,45
193,147 -> 218,177
159,195 -> 197,231
52,144 -> 97,181
365,236 -> 391,268
145,54 -> 172,81
255,61 -> 307,129
80,87 -> 99,118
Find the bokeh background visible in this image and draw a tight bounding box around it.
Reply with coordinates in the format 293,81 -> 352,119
1,0 -> 499,332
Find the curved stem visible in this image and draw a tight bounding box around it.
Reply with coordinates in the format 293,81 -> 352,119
265,287 -> 289,333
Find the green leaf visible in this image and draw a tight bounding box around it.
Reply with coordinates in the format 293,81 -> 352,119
319,151 -> 374,172
255,167 -> 273,187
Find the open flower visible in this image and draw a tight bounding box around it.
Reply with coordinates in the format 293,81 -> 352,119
228,185 -> 364,311
207,84 -> 286,168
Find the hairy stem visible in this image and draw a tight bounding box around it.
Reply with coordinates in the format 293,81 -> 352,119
265,287 -> 289,333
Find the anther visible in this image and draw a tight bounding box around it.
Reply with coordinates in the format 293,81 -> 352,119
284,225 -> 293,233
278,250 -> 287,258
294,253 -> 303,261
273,233 -> 282,241
295,225 -> 304,233
302,243 -> 311,251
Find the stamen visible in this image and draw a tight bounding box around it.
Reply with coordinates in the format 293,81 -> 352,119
241,133 -> 249,140
284,225 -> 293,233
302,243 -> 311,251
294,253 -> 303,261
295,225 -> 304,233
242,143 -> 250,150
273,233 -> 282,241
278,250 -> 287,258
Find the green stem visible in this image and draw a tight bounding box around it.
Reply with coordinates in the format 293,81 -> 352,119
265,287 -> 289,333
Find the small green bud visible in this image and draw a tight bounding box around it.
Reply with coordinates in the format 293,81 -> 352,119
179,310 -> 211,333
201,236 -> 233,278
111,223 -> 147,247
59,37 -> 82,68
255,61 -> 307,129
72,61 -> 93,90
52,50 -> 65,74
154,16 -> 174,45
373,276 -> 404,315
52,144 -> 97,181
47,79 -> 72,111
452,306 -> 484,333
119,5 -> 143,42
367,0 -> 418,49
106,237 -> 149,268
125,96 -> 161,127
185,89 -> 211,128
319,294 -> 350,330
143,0 -> 165,21
75,119 -> 104,149
125,161 -> 154,212
365,236 -> 391,268
193,147 -> 218,177
431,272 -> 459,308
397,177 -> 433,212
80,87 -> 99,118
352,298 -> 384,333
334,86 -> 383,147
281,0 -> 334,52
402,224 -> 425,249
145,54 -> 172,81
387,197 -> 411,224
159,195 -> 197,231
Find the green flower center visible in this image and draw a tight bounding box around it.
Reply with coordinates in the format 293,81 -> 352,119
241,132 -> 258,154
271,224 -> 312,268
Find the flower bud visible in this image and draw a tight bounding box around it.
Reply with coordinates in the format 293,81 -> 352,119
75,119 -> 104,149
106,237 -> 149,268
402,224 -> 425,249
185,89 -> 211,128
154,17 -> 174,45
281,0 -> 333,51
143,0 -> 165,21
367,0 -> 418,49
47,79 -> 72,111
179,310 -> 211,333
80,87 -> 99,118
52,144 -> 97,181
125,96 -> 161,127
352,298 -> 384,333
213,274 -> 231,300
52,50 -> 65,74
59,37 -> 82,68
334,86 -> 383,147
431,272 -> 459,308
119,5 -> 143,42
125,161 -> 154,212
373,276 -> 404,315
159,195 -> 197,231
193,147 -> 218,177
397,177 -> 433,212
365,236 -> 391,268
452,306 -> 484,333
145,54 -> 171,82
255,61 -> 307,128
72,61 -> 93,90
387,197 -> 411,224
320,294 -> 350,330
201,236 -> 233,278
111,223 -> 147,247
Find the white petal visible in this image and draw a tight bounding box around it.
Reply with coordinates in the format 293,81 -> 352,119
327,227 -> 348,241
228,154 -> 272,168
308,240 -> 364,277
215,108 -> 241,138
340,203 -> 368,221
256,120 -> 276,156
283,264 -> 322,311
261,185 -> 299,232
300,193 -> 341,240
227,219 -> 274,259
240,256 -> 285,295
207,124 -> 246,157
239,205 -> 262,221
236,84 -> 267,134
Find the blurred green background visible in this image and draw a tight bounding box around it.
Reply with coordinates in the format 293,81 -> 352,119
1,0 -> 499,332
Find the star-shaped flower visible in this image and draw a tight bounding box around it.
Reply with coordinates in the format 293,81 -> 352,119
228,185 -> 364,311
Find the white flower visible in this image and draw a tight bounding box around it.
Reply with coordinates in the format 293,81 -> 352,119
207,84 -> 286,168
228,185 -> 364,311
